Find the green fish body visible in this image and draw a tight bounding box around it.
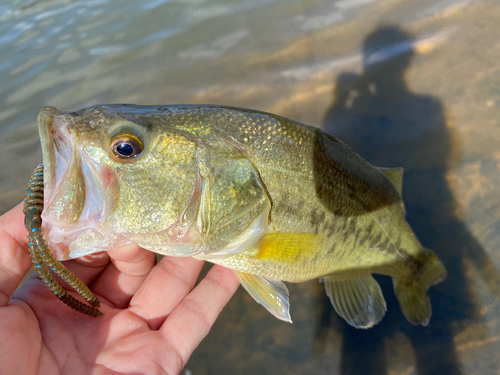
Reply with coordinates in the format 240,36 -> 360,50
38,104 -> 446,328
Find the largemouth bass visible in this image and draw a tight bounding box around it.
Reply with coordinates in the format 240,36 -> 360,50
37,104 -> 446,328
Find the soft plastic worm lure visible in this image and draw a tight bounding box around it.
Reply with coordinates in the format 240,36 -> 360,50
23,164 -> 103,317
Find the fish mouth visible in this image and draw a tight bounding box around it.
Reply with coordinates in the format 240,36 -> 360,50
38,107 -> 93,259
38,106 -> 74,211
37,106 -> 128,260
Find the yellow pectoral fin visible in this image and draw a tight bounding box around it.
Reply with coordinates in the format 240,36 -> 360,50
253,233 -> 324,263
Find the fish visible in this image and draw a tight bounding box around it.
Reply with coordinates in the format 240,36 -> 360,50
37,104 -> 446,328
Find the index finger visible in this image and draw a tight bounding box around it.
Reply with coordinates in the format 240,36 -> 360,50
0,203 -> 32,306
158,265 -> 240,365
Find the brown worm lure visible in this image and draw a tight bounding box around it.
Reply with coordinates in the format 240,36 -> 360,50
23,164 -> 103,317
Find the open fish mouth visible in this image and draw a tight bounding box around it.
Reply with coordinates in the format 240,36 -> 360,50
37,107 -> 112,259
38,107 -> 74,209
38,107 -> 84,257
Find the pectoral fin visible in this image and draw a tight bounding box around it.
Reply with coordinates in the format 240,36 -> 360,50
323,275 -> 387,329
236,272 -> 292,323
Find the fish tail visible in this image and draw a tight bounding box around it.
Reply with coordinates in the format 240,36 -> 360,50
393,249 -> 446,326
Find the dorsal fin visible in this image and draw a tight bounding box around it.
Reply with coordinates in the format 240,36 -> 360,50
377,167 -> 404,196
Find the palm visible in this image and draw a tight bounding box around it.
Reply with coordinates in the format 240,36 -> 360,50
1,204 -> 239,375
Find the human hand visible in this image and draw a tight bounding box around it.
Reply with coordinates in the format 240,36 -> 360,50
0,203 -> 240,375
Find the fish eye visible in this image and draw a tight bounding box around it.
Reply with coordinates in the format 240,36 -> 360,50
111,134 -> 144,158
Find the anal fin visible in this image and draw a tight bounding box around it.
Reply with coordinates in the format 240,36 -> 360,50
236,272 -> 292,323
323,275 -> 387,329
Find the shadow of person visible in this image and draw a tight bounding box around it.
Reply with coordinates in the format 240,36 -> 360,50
318,25 -> 500,375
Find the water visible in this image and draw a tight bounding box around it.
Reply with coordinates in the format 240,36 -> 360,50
1,0 -> 500,374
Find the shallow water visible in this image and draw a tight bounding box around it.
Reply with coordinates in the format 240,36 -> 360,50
1,0 -> 500,374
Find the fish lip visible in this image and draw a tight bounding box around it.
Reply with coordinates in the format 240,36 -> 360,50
38,106 -> 58,197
